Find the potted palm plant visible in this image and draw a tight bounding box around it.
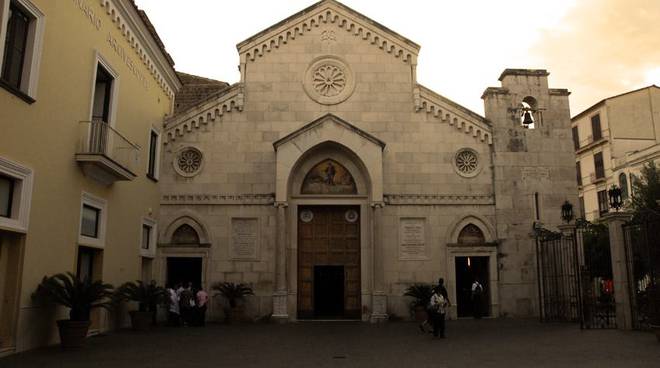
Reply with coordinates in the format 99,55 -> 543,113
114,280 -> 168,331
212,282 -> 254,323
403,283 -> 433,322
33,272 -> 113,348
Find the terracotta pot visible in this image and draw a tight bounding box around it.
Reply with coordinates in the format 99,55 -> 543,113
57,320 -> 91,348
414,305 -> 428,322
129,311 -> 153,331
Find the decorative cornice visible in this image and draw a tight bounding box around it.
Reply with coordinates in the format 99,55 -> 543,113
414,85 -> 492,145
99,0 -> 181,99
273,113 -> 386,151
238,2 -> 419,66
384,194 -> 494,205
163,84 -> 244,144
162,193 -> 275,205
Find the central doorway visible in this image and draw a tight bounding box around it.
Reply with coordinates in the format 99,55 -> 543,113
298,206 -> 360,319
167,257 -> 202,289
455,256 -> 490,317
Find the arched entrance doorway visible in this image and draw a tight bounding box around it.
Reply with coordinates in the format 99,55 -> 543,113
291,147 -> 369,319
273,113 -> 386,321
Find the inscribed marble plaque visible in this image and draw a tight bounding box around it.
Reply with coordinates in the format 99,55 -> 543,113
231,218 -> 258,260
399,218 -> 427,260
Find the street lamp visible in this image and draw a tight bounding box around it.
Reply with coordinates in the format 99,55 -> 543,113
608,185 -> 623,211
561,200 -> 574,224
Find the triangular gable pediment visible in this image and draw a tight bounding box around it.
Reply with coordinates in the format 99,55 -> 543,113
273,113 -> 386,151
237,0 -> 420,65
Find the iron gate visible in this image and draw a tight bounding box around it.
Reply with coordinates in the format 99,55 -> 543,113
536,228 -> 581,323
535,221 -> 616,328
576,221 -> 616,329
623,211 -> 660,330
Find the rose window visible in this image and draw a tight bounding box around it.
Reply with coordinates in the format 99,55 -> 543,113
312,65 -> 346,97
455,149 -> 479,175
303,56 -> 355,105
176,148 -> 203,176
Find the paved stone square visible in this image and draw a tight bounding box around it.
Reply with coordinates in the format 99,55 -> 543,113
2,319 -> 659,368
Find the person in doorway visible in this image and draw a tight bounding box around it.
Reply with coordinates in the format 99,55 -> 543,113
179,282 -> 195,326
195,287 -> 209,326
429,287 -> 448,338
167,285 -> 180,326
471,278 -> 484,319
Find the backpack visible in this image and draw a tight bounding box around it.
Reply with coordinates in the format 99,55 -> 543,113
473,282 -> 483,296
180,289 -> 194,308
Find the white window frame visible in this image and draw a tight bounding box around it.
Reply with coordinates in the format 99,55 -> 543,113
146,127 -> 161,180
79,192 -> 107,249
0,0 -> 45,98
0,156 -> 33,233
88,51 -> 120,129
140,217 -> 157,258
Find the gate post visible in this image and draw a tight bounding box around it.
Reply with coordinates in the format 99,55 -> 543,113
602,212 -> 633,330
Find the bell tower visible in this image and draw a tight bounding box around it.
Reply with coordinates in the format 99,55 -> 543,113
482,69 -> 579,317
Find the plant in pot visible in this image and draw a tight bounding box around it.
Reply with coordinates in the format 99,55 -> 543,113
403,283 -> 433,322
212,282 -> 254,323
114,280 -> 168,331
33,272 -> 114,348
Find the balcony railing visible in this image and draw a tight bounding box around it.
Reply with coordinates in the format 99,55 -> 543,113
75,120 -> 139,184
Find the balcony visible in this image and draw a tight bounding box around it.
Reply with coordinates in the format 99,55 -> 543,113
75,120 -> 139,185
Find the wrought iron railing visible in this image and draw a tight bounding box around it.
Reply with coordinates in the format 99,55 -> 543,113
77,120 -> 139,174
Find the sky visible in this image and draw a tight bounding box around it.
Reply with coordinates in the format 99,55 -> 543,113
135,0 -> 660,116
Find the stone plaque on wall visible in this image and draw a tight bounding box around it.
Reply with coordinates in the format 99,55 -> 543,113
399,218 -> 427,260
231,218 -> 258,260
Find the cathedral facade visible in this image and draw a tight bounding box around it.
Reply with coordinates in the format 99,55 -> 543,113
157,0 -> 578,321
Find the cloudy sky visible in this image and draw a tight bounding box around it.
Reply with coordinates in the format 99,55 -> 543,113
135,0 -> 660,116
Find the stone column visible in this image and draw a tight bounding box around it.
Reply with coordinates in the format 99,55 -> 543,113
272,202 -> 288,322
370,202 -> 388,322
601,212 -> 633,330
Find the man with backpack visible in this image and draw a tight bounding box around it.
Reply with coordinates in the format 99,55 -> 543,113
471,279 -> 484,319
429,287 -> 448,338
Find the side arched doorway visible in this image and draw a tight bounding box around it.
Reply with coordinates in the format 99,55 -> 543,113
446,216 -> 499,318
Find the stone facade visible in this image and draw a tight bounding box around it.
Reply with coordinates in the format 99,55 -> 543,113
157,0 -> 578,321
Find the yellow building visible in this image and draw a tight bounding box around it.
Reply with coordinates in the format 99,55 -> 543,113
0,0 -> 180,354
572,85 -> 660,220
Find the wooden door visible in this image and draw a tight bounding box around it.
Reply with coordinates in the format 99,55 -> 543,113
298,206 -> 360,319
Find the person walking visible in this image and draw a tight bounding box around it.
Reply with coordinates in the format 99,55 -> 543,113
179,282 -> 195,326
471,279 -> 484,319
436,278 -> 451,307
195,288 -> 209,326
167,285 -> 180,326
429,287 -> 448,338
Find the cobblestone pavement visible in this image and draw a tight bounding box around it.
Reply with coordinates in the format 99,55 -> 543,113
2,319 -> 659,368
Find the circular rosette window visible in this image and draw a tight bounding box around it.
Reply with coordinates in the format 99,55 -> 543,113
345,209 -> 359,223
303,56 -> 355,105
453,148 -> 481,178
300,209 -> 314,223
174,147 -> 204,177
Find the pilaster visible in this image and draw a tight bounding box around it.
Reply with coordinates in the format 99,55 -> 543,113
601,212 -> 633,330
272,201 -> 289,322
370,201 -> 387,322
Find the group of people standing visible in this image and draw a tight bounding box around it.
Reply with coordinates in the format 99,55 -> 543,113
167,282 -> 209,327
421,278 -> 486,339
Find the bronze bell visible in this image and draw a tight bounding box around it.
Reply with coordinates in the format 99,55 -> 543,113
522,111 -> 534,125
